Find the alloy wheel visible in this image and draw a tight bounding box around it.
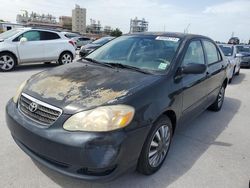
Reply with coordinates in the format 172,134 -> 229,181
0,55 -> 15,71
148,125 -> 171,168
61,54 -> 72,64
218,86 -> 225,108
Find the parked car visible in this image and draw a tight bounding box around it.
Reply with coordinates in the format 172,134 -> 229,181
61,32 -> 82,49
219,44 -> 240,83
0,28 -> 76,71
79,36 -> 115,57
6,32 -> 227,181
228,37 -> 240,45
72,36 -> 92,49
235,45 -> 250,68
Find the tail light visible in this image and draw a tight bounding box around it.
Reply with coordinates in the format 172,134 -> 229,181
69,40 -> 75,46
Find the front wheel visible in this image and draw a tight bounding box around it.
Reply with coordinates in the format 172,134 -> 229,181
137,115 -> 173,175
58,52 -> 73,65
0,52 -> 17,72
208,85 -> 225,112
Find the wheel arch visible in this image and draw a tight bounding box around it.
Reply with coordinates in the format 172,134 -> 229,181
59,50 -> 74,60
0,51 -> 18,64
223,78 -> 228,88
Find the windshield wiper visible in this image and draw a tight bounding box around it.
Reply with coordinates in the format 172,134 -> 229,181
104,63 -> 152,74
82,58 -> 113,68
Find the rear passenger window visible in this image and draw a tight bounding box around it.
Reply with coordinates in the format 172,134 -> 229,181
182,40 -> 205,66
40,31 -> 60,40
203,41 -> 220,64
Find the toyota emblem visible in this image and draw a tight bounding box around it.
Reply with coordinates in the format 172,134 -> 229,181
29,102 -> 38,112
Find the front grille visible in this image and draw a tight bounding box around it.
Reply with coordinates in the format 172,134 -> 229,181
18,93 -> 62,126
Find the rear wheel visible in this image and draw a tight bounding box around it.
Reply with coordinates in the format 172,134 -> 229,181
208,85 -> 225,112
0,52 -> 17,72
58,52 -> 73,65
44,62 -> 51,65
137,115 -> 173,175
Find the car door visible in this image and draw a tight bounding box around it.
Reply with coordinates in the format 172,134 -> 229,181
202,40 -> 225,104
181,40 -> 208,120
16,30 -> 45,63
40,31 -> 61,60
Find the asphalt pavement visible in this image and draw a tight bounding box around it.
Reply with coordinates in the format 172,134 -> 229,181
0,63 -> 250,188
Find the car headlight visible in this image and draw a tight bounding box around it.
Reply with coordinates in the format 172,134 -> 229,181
13,80 -> 27,103
63,105 -> 135,132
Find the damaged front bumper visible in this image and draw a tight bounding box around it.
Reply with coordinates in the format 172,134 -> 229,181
5,100 -> 150,181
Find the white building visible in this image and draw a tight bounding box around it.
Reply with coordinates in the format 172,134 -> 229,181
72,4 -> 86,34
0,22 -> 24,33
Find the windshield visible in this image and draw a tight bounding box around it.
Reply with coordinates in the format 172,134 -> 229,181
86,35 -> 181,72
236,45 -> 250,53
219,45 -> 233,56
0,29 -> 23,40
92,37 -> 113,45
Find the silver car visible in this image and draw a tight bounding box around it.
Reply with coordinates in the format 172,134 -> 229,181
219,44 -> 240,83
72,37 -> 92,49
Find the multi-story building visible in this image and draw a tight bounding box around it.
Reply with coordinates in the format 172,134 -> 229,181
72,4 -> 86,34
59,16 -> 72,30
130,17 -> 148,33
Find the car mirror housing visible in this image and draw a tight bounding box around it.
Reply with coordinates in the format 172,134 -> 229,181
182,63 -> 206,75
20,37 -> 27,43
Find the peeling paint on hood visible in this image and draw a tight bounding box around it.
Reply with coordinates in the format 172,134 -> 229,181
24,61 -> 158,114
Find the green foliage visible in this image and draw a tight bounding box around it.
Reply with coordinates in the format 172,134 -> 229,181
110,28 -> 122,37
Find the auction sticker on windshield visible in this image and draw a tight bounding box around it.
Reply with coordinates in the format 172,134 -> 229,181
155,36 -> 180,42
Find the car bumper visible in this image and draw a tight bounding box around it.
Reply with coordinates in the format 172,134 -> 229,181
5,100 -> 150,181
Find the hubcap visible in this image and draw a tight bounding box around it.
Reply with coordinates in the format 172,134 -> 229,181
218,87 -> 225,107
61,54 -> 72,64
148,125 -> 171,168
0,55 -> 15,70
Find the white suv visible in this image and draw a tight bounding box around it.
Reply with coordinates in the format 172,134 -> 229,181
0,28 -> 76,71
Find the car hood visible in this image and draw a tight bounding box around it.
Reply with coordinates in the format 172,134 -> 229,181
24,61 -> 159,114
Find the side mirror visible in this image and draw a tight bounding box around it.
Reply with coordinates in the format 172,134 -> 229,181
235,53 -> 243,58
20,37 -> 27,43
182,63 -> 206,74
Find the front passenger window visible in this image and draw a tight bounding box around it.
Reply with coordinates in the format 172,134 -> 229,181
183,41 -> 205,66
21,31 -> 41,41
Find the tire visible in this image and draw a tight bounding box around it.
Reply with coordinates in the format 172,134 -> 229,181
208,85 -> 225,112
44,62 -> 51,65
58,52 -> 73,65
137,115 -> 173,175
228,78 -> 232,84
0,52 -> 17,72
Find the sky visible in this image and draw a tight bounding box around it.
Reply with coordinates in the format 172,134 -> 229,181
0,0 -> 250,42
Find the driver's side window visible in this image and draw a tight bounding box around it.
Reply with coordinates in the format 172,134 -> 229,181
182,40 -> 205,66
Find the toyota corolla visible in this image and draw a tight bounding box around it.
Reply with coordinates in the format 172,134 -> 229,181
6,32 -> 227,181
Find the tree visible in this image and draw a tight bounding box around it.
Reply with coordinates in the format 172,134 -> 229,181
110,28 -> 122,37
0,19 -> 5,22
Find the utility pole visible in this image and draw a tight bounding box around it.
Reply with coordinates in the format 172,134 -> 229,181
184,23 -> 191,34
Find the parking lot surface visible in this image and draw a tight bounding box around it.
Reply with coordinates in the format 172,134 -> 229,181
1,64 -> 250,188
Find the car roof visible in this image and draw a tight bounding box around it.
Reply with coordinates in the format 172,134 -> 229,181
125,32 -> 212,40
